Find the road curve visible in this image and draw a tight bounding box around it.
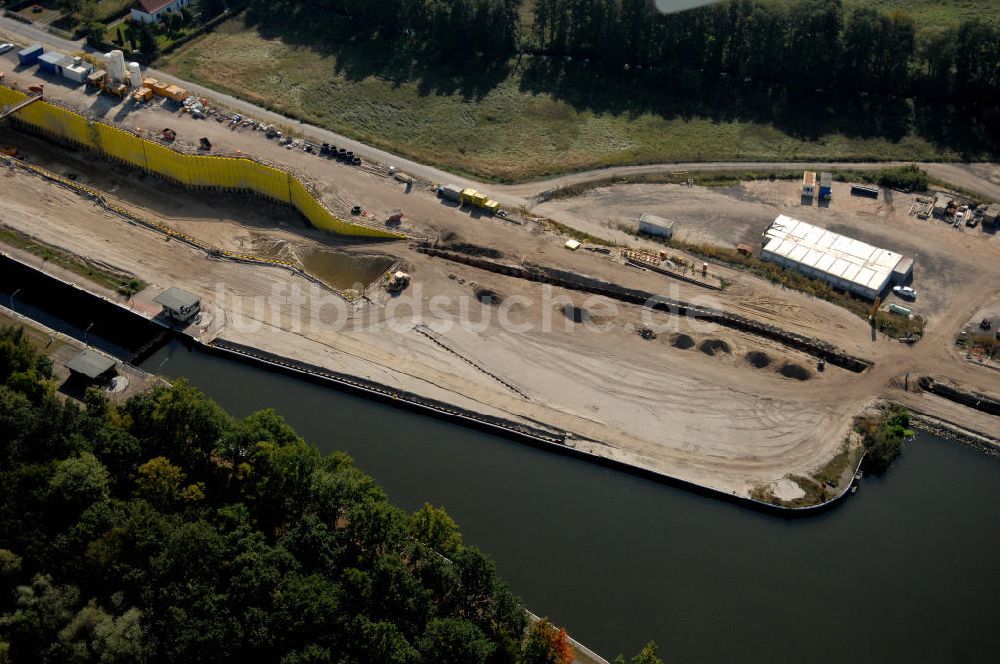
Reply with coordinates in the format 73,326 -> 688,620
2,16 -> 999,206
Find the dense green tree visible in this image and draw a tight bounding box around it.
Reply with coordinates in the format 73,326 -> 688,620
614,640 -> 664,664
410,503 -> 463,556
0,327 -> 550,663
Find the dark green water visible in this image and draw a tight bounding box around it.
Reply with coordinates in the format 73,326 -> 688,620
141,340 -> 1000,663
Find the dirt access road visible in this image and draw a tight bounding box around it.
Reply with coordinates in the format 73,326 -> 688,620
2,17 -> 999,205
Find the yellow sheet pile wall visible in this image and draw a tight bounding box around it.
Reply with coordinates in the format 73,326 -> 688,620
0,86 -> 398,238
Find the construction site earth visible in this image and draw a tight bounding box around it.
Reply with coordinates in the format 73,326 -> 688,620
2,48 -> 999,508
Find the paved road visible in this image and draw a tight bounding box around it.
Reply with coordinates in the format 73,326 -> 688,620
3,15 -> 999,206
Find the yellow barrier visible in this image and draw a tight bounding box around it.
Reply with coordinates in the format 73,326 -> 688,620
0,86 -> 399,239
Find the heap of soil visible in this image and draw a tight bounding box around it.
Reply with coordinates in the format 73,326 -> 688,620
778,363 -> 812,380
562,304 -> 589,323
745,351 -> 772,368
699,339 -> 731,356
671,333 -> 695,349
475,288 -> 503,305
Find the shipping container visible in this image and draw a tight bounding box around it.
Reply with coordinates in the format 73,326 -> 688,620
438,184 -> 462,202
18,44 -> 44,66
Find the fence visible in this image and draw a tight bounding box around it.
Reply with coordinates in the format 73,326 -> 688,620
0,84 -> 401,239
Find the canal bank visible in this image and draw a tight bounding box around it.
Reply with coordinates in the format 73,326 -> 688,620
141,338 -> 1000,663
0,249 -> 860,514
4,253 -> 1000,661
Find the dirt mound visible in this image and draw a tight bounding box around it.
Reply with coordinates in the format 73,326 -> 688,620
745,351 -> 772,368
778,363 -> 812,380
671,333 -> 695,349
475,288 -> 503,305
698,339 -> 731,356
562,304 -> 589,323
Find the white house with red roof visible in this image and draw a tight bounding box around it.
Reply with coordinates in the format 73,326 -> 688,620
131,0 -> 193,23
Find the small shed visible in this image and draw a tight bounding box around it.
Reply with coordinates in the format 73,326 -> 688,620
38,52 -> 72,76
802,171 -> 817,197
154,287 -> 201,322
66,349 -> 117,382
17,44 -> 44,66
984,204 -> 1000,225
638,212 -> 675,239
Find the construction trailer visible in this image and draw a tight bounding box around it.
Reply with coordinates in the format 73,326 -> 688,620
802,171 -> 817,197
456,187 -> 500,214
638,212 -> 675,239
932,195 -> 950,218
819,172 -> 833,199
761,214 -> 912,300
17,44 -> 44,66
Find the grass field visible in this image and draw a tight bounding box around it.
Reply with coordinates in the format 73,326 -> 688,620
162,19 -> 968,182
0,225 -> 145,296
839,0 -> 1000,27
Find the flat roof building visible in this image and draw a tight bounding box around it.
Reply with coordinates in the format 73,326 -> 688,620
761,215 -> 911,300
66,349 -> 117,381
154,287 -> 201,322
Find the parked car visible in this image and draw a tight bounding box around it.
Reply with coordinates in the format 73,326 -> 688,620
0,43 -> 15,55
893,285 -> 917,299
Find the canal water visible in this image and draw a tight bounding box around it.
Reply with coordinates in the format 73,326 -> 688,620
141,340 -> 1000,663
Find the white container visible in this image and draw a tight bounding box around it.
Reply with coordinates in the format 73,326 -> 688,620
128,61 -> 142,88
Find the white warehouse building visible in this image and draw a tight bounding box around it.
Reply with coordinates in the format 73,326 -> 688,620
760,215 -> 912,300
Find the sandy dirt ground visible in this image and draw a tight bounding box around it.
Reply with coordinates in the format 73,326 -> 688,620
2,60 -> 998,501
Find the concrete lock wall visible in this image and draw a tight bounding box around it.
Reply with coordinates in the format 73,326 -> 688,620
0,86 -> 399,239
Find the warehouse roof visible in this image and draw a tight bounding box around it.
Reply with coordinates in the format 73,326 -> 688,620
66,349 -> 117,379
762,215 -> 907,294
153,287 -> 200,312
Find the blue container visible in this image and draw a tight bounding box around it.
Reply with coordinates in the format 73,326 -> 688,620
17,44 -> 44,66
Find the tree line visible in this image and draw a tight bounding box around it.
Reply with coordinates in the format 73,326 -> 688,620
532,0 -> 999,100
0,325 -> 661,663
239,0 -> 998,104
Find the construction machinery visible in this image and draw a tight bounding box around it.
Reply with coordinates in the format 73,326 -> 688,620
386,271 -> 411,293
